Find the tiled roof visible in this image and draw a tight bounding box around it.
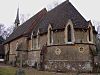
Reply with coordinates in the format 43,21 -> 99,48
4,8 -> 47,44
4,1 -> 90,43
33,1 -> 88,35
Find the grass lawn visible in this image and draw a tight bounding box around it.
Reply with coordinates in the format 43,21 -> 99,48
0,67 -> 69,75
1,67 -> 99,75
0,67 -> 16,75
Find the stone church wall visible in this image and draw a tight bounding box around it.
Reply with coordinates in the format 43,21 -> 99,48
53,31 -> 65,45
44,44 -> 93,72
28,34 -> 47,66
28,50 -> 40,66
74,30 -> 88,43
7,37 -> 27,64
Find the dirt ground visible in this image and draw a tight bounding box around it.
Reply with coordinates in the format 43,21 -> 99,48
0,63 -> 100,75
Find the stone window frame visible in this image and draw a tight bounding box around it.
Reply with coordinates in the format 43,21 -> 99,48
87,24 -> 93,43
31,32 -> 37,50
47,24 -> 53,45
32,37 -> 37,50
65,19 -> 75,44
5,44 -> 9,54
31,32 -> 34,50
16,41 -> 19,50
67,25 -> 72,42
10,43 -> 13,54
36,29 -> 40,49
31,29 -> 40,50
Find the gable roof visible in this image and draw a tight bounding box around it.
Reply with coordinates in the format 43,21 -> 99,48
33,1 -> 89,35
4,1 -> 92,44
4,8 -> 47,44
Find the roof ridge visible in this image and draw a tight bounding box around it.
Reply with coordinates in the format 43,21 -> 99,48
69,2 -> 87,21
16,8 -> 47,29
32,0 -> 89,36
24,8 -> 47,34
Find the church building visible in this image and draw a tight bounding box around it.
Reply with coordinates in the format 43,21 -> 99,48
4,0 -> 98,72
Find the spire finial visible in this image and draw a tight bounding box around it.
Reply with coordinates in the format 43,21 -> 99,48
14,7 -> 20,27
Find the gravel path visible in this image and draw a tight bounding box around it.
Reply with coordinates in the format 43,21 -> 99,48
0,63 -> 10,67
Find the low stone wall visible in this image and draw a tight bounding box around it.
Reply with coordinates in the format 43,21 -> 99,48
44,60 -> 93,72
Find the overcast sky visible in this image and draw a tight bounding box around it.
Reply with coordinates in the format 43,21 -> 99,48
0,0 -> 100,29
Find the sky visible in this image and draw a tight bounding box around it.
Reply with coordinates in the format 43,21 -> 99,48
0,0 -> 100,29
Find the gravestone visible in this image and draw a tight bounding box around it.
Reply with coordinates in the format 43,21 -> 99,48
15,68 -> 25,75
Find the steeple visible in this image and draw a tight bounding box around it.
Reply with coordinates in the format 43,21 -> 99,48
66,0 -> 69,3
14,8 -> 20,28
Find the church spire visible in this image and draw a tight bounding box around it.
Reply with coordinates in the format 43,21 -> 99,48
14,8 -> 20,28
66,0 -> 69,3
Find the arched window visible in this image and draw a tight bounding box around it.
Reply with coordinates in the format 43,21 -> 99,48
16,41 -> 19,50
65,20 -> 75,44
49,28 -> 52,44
37,30 -> 40,49
37,34 -> 40,48
48,24 -> 53,45
31,32 -> 33,50
87,26 -> 93,43
88,27 -> 91,41
67,25 -> 72,42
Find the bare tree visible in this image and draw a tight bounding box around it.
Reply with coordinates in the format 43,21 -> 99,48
92,20 -> 100,31
0,24 -> 5,36
0,24 -> 15,39
97,26 -> 100,34
92,20 -> 100,54
96,37 -> 100,54
0,24 -> 8,39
